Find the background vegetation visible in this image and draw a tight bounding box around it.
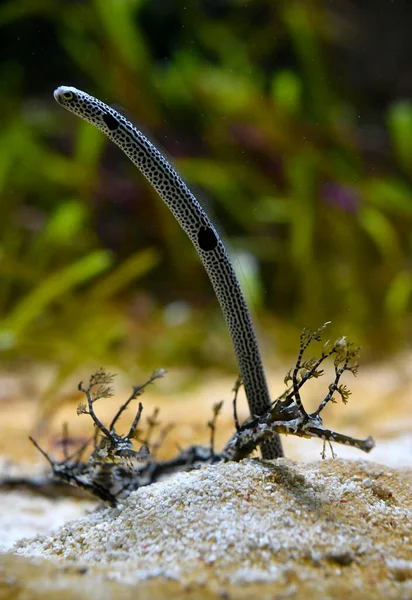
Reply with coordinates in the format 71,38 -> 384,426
1,0 -> 412,399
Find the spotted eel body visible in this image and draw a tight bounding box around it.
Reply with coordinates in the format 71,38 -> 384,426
54,86 -> 283,459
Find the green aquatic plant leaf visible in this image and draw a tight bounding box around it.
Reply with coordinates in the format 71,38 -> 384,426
0,250 -> 112,345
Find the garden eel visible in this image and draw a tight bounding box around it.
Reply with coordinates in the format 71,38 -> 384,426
53,85 -> 283,459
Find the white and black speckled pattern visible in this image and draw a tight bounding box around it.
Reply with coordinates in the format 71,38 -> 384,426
53,85 -> 283,459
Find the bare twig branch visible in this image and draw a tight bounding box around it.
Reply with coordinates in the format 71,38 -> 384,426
144,408 -> 160,448
208,401 -> 223,456
60,423 -> 70,460
29,436 -> 54,466
232,377 -> 242,432
126,402 -> 144,440
149,423 -> 174,459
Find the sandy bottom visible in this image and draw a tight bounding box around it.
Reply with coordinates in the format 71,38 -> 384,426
5,458 -> 412,599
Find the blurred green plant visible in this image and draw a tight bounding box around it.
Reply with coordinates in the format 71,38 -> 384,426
0,0 -> 412,410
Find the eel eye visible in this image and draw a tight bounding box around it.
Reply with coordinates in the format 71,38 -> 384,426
63,91 -> 73,101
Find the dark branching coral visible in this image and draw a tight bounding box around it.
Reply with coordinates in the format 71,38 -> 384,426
24,323 -> 374,505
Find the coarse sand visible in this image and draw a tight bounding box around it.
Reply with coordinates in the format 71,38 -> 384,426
10,457 -> 412,599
